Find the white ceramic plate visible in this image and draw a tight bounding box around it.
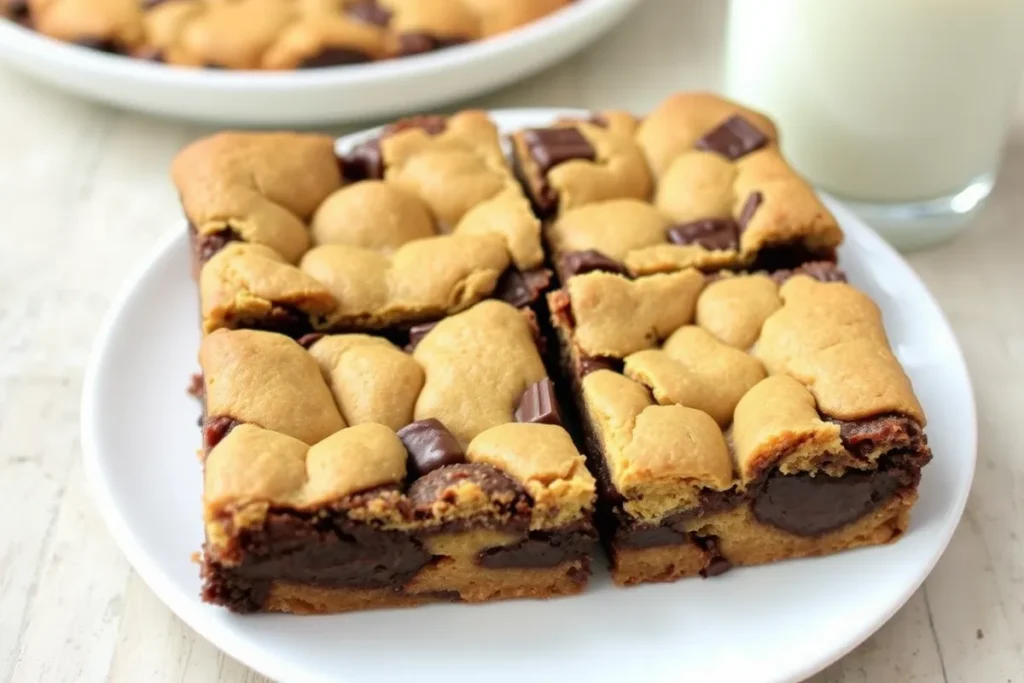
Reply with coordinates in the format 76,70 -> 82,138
0,0 -> 639,126
82,110 -> 977,683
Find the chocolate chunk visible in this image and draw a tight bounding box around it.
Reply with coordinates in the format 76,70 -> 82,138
226,303 -> 314,339
296,333 -> 324,349
299,48 -> 373,68
341,139 -> 383,181
695,115 -> 768,161
346,0 -> 391,26
398,34 -> 464,56
666,218 -> 739,251
737,191 -> 763,230
751,463 -> 908,537
696,536 -> 732,578
835,414 -> 927,462
493,267 -> 551,308
74,38 -> 120,54
703,555 -> 732,577
770,261 -> 848,285
405,321 -> 438,351
193,226 -> 241,265
6,0 -> 29,21
141,0 -> 172,9
522,128 -> 596,175
407,463 -> 524,509
478,527 -> 596,568
514,378 -> 562,427
795,261 -> 847,283
203,416 -> 241,450
398,419 -> 465,478
560,250 -> 629,278
398,33 -> 442,56
397,34 -> 465,56
616,524 -> 688,549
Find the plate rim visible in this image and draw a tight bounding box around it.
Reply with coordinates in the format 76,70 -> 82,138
81,108 -> 978,683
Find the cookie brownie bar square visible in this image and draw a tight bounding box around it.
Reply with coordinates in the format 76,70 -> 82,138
9,0 -> 574,70
509,93 -> 843,281
171,110 -> 550,338
199,300 -> 596,613
549,266 -> 930,585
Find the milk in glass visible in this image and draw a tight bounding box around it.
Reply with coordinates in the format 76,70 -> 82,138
725,0 -> 1024,247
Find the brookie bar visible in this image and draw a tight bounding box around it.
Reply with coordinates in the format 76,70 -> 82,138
172,110 -> 550,338
510,93 -> 843,279
549,265 -> 931,585
199,300 -> 596,613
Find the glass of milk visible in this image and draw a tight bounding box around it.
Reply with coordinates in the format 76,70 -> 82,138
724,0 -> 1024,250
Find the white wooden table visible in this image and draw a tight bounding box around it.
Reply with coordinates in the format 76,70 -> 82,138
2,1 -> 1022,681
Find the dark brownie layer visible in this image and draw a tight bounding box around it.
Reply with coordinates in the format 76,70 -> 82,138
203,508 -> 595,613
203,458 -> 592,613
749,447 -> 925,537
479,523 -> 597,569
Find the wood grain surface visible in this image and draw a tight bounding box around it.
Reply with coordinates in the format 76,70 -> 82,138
1,1 -> 1021,681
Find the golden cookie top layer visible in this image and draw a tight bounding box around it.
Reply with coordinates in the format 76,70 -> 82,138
517,93 -> 842,278
201,300 -> 596,546
173,132 -> 341,263
555,270 -> 926,522
177,115 -> 547,334
17,0 -> 574,69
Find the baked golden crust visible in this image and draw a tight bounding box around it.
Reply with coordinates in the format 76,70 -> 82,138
757,276 -> 926,424
200,328 -> 345,444
412,300 -> 546,444
566,269 -> 705,358
306,334 -> 424,430
20,0 -> 573,69
383,111 -> 543,269
694,273 -> 781,349
173,132 -> 340,264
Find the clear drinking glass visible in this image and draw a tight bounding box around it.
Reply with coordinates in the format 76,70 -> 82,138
724,0 -> 1024,250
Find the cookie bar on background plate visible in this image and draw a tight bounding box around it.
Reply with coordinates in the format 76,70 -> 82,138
510,92 -> 843,281
199,300 -> 596,613
549,267 -> 931,585
172,110 -> 549,339
10,0 -> 575,70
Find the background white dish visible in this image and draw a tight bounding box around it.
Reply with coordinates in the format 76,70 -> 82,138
82,110 -> 976,683
0,0 -> 639,126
